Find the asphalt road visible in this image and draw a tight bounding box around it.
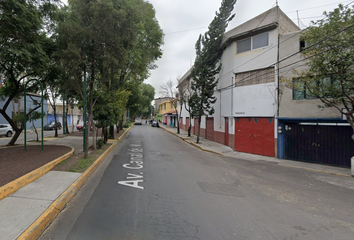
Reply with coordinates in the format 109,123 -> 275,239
0,129 -> 62,146
39,124 -> 354,240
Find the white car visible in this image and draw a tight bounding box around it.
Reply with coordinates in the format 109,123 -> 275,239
0,124 -> 13,137
134,118 -> 142,125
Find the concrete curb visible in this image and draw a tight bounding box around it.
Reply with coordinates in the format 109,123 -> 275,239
160,126 -> 223,156
160,126 -> 351,178
278,164 -> 352,178
17,125 -> 133,240
185,140 -> 224,156
0,147 -> 74,201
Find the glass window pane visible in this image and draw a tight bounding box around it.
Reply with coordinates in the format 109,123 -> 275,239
293,89 -> 304,100
292,79 -> 305,100
253,33 -> 269,49
237,38 -> 251,53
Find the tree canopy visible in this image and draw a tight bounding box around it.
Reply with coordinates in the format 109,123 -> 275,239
292,4 -> 354,138
189,0 -> 236,143
0,0 -> 58,145
0,0 -> 162,148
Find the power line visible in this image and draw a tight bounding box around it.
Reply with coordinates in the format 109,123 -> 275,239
216,23 -> 354,92
215,1 -> 354,84
165,1 -> 354,35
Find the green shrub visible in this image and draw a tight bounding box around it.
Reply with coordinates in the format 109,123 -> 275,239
123,120 -> 132,128
96,138 -> 104,149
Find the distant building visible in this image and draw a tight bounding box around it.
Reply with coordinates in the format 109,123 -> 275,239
0,94 -> 48,129
158,98 -> 179,127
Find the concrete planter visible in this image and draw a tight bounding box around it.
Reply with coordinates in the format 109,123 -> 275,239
352,157 -> 354,177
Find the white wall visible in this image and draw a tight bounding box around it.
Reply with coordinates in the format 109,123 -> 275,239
211,29 -> 279,134
279,32 -> 342,119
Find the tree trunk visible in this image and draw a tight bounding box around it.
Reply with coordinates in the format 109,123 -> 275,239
0,107 -> 22,146
93,125 -> 97,150
7,129 -> 22,146
177,113 -> 180,134
32,122 -> 39,141
109,125 -> 114,139
53,107 -> 58,138
197,116 -> 202,143
65,97 -> 70,134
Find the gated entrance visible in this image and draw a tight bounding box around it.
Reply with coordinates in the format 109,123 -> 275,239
284,123 -> 354,167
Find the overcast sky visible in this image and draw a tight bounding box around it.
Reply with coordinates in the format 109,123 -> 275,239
146,0 -> 353,98
61,0 -> 353,98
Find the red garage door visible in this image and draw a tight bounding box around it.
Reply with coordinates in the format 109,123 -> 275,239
235,118 -> 274,157
206,117 -> 214,141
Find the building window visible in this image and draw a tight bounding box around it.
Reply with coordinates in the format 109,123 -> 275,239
234,67 -> 274,87
292,79 -> 316,100
299,39 -> 310,52
253,33 -> 269,49
237,32 -> 269,54
171,102 -> 173,108
164,103 -> 166,110
237,38 -> 251,54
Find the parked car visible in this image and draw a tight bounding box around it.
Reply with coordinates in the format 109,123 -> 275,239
76,121 -> 84,131
151,121 -> 159,127
134,118 -> 142,125
0,124 -> 13,137
44,121 -> 62,130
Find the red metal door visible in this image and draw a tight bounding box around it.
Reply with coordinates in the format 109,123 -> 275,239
235,118 -> 274,157
225,118 -> 229,146
235,118 -> 254,154
206,117 -> 214,141
253,118 -> 274,157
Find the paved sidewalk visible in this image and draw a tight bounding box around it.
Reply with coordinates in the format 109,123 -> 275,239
160,124 -> 352,177
0,133 -> 115,240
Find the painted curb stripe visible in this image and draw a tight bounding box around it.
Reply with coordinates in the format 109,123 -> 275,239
160,126 -> 224,156
17,125 -> 133,240
0,147 -> 74,201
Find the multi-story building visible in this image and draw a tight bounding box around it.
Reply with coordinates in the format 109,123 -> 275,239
158,98 -> 179,127
178,6 -> 354,167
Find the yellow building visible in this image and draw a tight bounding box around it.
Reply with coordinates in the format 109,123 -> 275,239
159,98 -> 179,127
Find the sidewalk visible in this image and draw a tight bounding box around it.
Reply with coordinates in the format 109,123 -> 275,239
0,129 -> 129,240
160,124 -> 352,177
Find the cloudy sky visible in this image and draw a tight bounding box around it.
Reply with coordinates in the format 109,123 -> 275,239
146,0 -> 353,97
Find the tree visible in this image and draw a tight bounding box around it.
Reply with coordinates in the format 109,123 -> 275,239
93,88 -> 130,143
29,111 -> 42,142
290,4 -> 354,139
59,0 -> 163,157
160,79 -> 180,133
0,0 -> 58,146
189,0 -> 236,143
177,78 -> 193,136
140,83 -> 155,119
